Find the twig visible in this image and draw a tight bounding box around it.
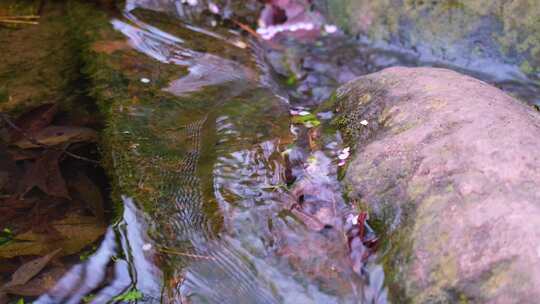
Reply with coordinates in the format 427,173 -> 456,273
0,19 -> 39,25
231,19 -> 261,40
0,112 -> 100,165
0,15 -> 40,19
158,247 -> 215,260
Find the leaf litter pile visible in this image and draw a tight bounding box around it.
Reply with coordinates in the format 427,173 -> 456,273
0,103 -> 112,303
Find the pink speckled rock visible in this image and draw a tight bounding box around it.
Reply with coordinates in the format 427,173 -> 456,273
336,67 -> 540,303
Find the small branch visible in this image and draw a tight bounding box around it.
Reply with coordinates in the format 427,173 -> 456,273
0,15 -> 40,25
231,19 -> 261,40
0,15 -> 40,19
0,112 -> 100,165
0,19 -> 39,25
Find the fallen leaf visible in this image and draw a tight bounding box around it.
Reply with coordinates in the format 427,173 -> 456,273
3,265 -> 67,297
3,248 -> 61,289
6,147 -> 42,161
9,103 -> 58,142
0,144 -> 21,193
68,172 -> 105,221
21,150 -> 70,199
0,258 -> 19,274
0,214 -> 106,258
13,125 -> 98,149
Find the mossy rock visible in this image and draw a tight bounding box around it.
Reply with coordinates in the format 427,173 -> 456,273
334,67 -> 540,302
324,0 -> 540,82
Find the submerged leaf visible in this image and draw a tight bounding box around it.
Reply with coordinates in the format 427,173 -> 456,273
9,103 -> 58,142
21,150 -> 70,199
3,248 -> 61,289
4,265 -> 66,297
68,172 -> 105,221
113,289 -> 143,302
291,113 -> 320,128
0,215 -> 106,258
13,125 -> 98,149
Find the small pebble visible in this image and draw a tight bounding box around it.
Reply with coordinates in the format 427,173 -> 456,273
299,111 -> 311,116
142,243 -> 152,251
187,0 -> 198,6
360,120 -> 369,126
140,78 -> 150,84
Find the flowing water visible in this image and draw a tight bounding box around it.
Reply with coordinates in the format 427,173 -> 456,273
34,2 -> 385,303
31,1 -> 540,303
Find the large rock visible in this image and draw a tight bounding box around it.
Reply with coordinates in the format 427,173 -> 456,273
322,0 -> 540,92
333,67 -> 540,303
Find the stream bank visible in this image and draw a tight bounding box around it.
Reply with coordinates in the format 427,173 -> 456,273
0,1 -> 116,303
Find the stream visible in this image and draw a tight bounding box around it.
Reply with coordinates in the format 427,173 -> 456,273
35,2 -> 385,303
28,1 -> 540,303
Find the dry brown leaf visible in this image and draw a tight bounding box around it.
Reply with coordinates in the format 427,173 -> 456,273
3,248 -> 61,289
0,144 -> 20,194
0,214 -> 106,258
9,103 -> 58,142
13,125 -> 98,149
3,265 -> 67,297
21,150 -> 70,199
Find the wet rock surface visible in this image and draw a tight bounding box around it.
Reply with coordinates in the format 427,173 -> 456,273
321,0 -> 540,105
334,67 -> 540,303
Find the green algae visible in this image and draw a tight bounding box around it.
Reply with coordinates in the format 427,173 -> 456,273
66,0 -> 292,227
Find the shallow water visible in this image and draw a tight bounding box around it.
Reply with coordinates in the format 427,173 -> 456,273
34,2 -> 385,303
30,1 -> 540,303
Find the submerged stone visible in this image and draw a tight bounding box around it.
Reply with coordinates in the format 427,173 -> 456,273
334,67 -> 540,303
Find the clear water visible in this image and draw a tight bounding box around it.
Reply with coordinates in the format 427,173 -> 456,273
35,2 -> 386,303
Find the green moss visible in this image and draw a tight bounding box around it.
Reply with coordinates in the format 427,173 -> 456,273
328,0 -> 540,78
66,0 -> 291,224
378,203 -> 416,303
0,1 -> 83,114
